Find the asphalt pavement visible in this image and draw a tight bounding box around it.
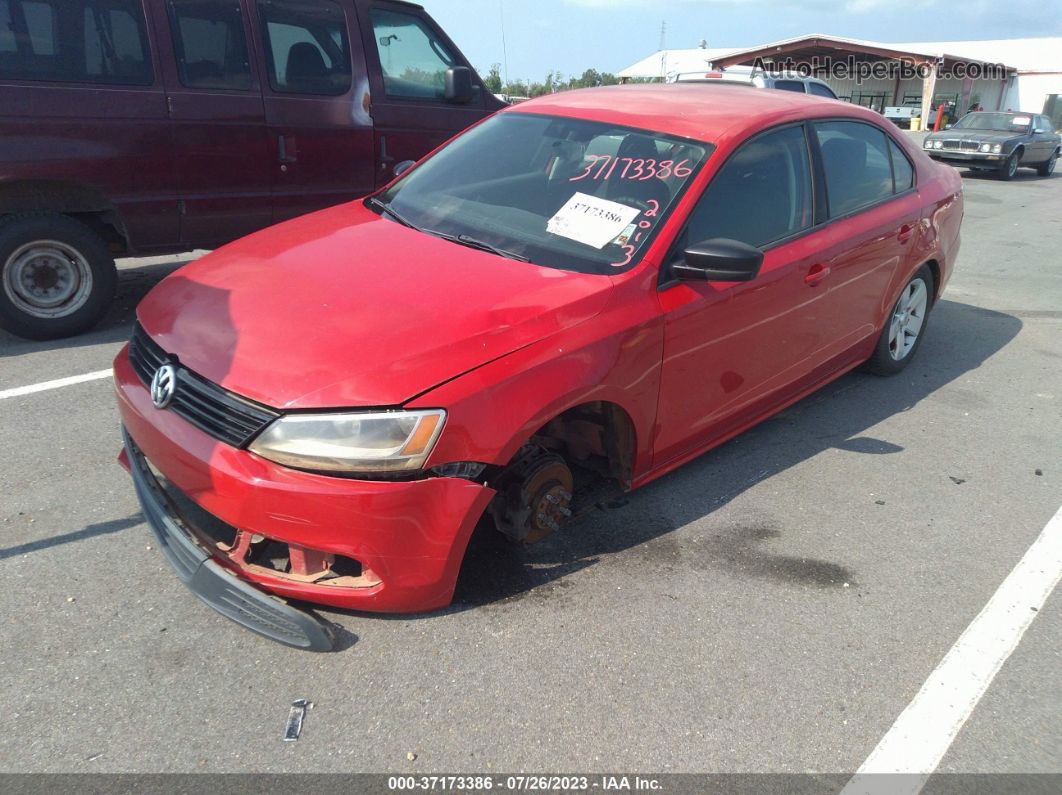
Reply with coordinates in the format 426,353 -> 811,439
1,154 -> 1059,777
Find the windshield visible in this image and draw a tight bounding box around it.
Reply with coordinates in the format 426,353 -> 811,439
373,113 -> 712,274
953,113 -> 1031,133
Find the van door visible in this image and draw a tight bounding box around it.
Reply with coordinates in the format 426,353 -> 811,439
356,0 -> 503,188
151,0 -> 272,248
0,0 -> 178,250
250,0 -> 374,223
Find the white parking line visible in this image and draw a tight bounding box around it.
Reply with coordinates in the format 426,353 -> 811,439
842,504 -> 1062,794
0,369 -> 113,400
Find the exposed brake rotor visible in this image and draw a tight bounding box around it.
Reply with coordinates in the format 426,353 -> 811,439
489,445 -> 574,544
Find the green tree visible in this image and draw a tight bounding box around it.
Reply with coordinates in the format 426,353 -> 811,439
484,63 -> 503,94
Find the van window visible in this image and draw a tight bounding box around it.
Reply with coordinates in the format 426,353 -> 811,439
683,125 -> 812,250
0,0 -> 152,85
369,8 -> 456,100
889,138 -> 914,192
815,121 -> 895,217
773,80 -> 806,93
258,0 -> 350,95
168,0 -> 252,90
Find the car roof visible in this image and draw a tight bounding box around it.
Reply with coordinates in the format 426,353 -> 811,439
507,83 -> 878,145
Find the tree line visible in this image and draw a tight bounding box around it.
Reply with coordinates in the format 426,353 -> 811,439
482,63 -> 642,98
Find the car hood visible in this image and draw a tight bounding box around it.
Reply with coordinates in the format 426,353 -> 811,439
137,203 -> 614,409
928,130 -> 1023,142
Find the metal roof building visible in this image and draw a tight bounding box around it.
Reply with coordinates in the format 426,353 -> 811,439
618,35 -> 1062,128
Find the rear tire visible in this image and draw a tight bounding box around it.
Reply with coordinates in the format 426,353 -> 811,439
1037,152 -> 1057,177
0,213 -> 117,340
864,265 -> 934,376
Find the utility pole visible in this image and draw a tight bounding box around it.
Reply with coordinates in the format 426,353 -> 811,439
500,0 -> 510,87
658,20 -> 666,52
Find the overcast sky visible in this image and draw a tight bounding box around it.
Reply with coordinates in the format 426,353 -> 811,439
425,0 -> 1062,82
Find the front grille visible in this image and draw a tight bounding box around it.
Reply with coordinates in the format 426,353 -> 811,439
129,324 -> 279,448
941,139 -> 981,152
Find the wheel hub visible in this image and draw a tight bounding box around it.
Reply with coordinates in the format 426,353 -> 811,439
3,241 -> 93,317
489,446 -> 574,544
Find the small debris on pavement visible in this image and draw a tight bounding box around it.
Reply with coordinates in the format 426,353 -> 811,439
66,597 -> 75,603
284,699 -> 310,742
875,500 -> 886,505
407,752 -> 417,761
1035,469 -> 1043,476
949,477 -> 966,485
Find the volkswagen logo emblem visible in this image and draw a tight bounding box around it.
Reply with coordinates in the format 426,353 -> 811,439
150,363 -> 177,410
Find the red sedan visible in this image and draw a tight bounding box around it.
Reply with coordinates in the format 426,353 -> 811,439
114,84 -> 963,650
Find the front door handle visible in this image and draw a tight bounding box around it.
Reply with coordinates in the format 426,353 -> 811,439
278,135 -> 297,164
805,264 -> 831,286
898,223 -> 914,243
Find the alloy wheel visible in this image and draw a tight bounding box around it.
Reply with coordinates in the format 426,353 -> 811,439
888,277 -> 928,361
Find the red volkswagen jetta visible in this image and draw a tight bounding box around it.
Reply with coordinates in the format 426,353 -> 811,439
114,85 -> 963,650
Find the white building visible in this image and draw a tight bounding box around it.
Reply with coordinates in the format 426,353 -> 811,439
618,34 -> 1062,128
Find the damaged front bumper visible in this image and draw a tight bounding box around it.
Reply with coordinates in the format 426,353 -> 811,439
114,345 -> 495,647
124,429 -> 336,651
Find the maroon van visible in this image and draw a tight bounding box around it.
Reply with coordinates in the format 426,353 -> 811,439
0,0 -> 503,339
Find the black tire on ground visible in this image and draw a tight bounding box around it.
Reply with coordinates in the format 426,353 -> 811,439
864,264 -> 935,377
1037,152 -> 1057,177
0,213 -> 117,340
998,150 -> 1020,180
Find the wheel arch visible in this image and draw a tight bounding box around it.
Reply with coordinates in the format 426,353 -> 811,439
513,399 -> 638,488
0,180 -> 130,255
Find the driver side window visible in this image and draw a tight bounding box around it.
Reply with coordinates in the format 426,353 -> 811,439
369,8 -> 456,100
683,125 -> 813,250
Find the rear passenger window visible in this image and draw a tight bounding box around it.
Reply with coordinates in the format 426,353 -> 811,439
684,125 -> 813,250
258,0 -> 351,96
815,121 -> 895,217
889,138 -> 914,192
168,0 -> 251,90
807,82 -> 836,99
773,80 -> 806,94
370,8 -> 457,100
0,0 -> 152,85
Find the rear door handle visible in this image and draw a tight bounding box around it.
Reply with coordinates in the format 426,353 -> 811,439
898,223 -> 914,243
805,264 -> 831,286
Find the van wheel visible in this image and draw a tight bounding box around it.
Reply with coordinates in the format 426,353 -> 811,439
1037,153 -> 1057,177
0,214 -> 117,340
864,265 -> 933,376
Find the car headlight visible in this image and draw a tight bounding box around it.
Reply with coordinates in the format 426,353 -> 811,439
980,143 -> 991,152
248,409 -> 446,473
933,140 -> 943,149
924,139 -> 934,149
992,144 -> 1002,153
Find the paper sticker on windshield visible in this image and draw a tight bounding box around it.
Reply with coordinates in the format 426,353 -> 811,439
1012,116 -> 1031,125
547,193 -> 641,249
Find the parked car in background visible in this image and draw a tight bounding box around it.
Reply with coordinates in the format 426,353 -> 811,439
0,0 -> 504,340
923,112 -> 1060,179
115,84 -> 963,649
670,66 -> 839,99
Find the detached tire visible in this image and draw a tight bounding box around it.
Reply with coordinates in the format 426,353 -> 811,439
0,214 -> 117,340
864,265 -> 934,376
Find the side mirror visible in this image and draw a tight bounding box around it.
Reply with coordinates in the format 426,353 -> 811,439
445,66 -> 474,103
672,238 -> 764,283
393,159 -> 416,178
